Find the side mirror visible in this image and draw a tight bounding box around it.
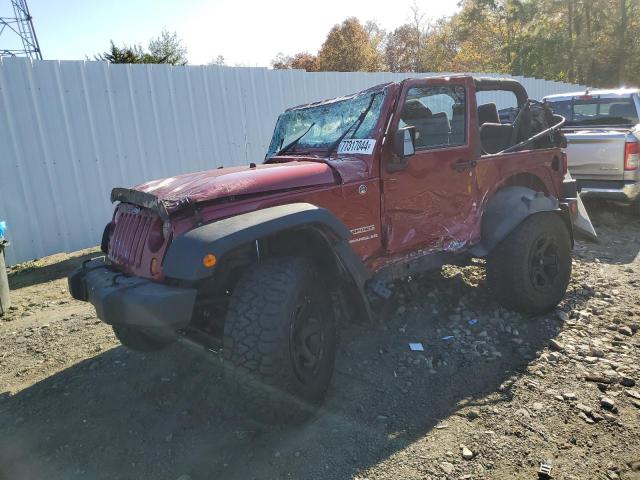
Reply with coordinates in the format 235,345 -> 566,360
393,126 -> 416,158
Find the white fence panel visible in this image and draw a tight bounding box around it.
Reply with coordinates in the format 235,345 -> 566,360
0,59 -> 587,265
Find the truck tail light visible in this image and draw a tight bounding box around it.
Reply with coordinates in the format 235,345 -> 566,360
624,141 -> 639,171
561,152 -> 568,175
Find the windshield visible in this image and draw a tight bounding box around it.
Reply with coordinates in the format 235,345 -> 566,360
266,87 -> 388,158
546,96 -> 639,127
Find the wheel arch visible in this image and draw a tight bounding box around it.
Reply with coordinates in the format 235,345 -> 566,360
500,172 -> 550,194
163,203 -> 373,322
470,186 -> 569,257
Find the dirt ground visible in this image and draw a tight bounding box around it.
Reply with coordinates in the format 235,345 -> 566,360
1,202 -> 639,480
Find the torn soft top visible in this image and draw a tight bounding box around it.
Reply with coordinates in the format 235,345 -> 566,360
110,188 -> 176,221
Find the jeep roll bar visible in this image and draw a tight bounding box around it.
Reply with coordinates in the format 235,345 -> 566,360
474,77 -> 529,107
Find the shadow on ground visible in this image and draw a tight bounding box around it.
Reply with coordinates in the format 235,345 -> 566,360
0,271 -> 569,480
3,202 -> 629,480
8,249 -> 100,290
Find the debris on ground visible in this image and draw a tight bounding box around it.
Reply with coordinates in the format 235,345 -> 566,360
0,206 -> 639,479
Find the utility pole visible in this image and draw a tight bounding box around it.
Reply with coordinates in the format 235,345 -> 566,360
0,0 -> 42,59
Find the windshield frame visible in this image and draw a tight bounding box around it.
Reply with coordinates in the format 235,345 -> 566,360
265,83 -> 393,160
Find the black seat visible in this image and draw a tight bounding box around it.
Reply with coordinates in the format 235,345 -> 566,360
478,103 -> 500,126
402,99 -> 451,148
422,112 -> 451,147
402,100 -> 432,148
480,123 -> 513,154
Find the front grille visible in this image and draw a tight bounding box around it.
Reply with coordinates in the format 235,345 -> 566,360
108,205 -> 156,269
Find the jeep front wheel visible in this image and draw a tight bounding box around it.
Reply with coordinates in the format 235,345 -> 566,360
487,212 -> 572,315
223,257 -> 336,423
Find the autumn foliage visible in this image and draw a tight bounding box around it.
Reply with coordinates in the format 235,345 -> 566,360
272,0 -> 640,88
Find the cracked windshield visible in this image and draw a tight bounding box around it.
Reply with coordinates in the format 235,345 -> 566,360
266,88 -> 387,158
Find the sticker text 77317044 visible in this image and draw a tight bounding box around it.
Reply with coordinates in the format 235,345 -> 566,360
337,139 -> 376,155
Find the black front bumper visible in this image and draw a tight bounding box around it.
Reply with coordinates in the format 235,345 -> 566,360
68,257 -> 197,330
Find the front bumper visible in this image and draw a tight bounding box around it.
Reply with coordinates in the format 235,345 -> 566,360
68,257 -> 197,330
578,180 -> 640,203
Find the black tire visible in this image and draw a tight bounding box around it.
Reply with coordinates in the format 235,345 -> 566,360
112,325 -> 174,352
223,257 -> 336,424
487,212 -> 572,315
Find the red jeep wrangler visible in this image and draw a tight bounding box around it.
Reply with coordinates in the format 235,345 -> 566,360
69,76 -> 588,422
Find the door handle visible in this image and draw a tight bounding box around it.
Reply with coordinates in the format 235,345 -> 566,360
453,159 -> 477,172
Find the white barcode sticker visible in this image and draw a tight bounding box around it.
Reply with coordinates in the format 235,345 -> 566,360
337,138 -> 376,155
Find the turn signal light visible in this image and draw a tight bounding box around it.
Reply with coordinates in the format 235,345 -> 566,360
150,257 -> 160,276
202,253 -> 217,268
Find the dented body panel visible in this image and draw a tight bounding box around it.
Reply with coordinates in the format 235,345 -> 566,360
96,75 -> 577,285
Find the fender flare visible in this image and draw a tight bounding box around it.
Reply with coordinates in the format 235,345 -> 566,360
469,186 -> 565,257
163,202 -> 373,320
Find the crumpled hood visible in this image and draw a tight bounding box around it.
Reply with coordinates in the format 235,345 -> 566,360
133,161 -> 336,212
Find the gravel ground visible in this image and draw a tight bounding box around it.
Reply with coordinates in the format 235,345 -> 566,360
0,203 -> 639,480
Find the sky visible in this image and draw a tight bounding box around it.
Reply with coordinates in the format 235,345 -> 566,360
1,0 -> 461,66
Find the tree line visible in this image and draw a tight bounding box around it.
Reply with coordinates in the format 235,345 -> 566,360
272,0 -> 639,88
95,0 -> 639,88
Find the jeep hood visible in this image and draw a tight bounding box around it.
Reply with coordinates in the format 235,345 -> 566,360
112,161 -> 336,216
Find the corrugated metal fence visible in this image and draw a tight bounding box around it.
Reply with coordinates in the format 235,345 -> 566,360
0,58 -> 587,265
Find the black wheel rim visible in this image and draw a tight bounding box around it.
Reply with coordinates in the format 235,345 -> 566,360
290,295 -> 325,384
529,234 -> 560,291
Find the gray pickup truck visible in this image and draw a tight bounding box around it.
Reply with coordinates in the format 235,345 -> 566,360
543,89 -> 640,213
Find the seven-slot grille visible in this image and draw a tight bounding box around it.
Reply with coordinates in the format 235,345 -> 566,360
108,205 -> 156,268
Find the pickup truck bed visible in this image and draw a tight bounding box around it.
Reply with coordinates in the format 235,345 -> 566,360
543,90 -> 640,209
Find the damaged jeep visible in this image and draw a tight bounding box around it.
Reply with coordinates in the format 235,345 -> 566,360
69,75 -> 592,422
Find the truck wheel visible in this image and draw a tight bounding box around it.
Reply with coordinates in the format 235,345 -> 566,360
112,325 -> 174,352
223,257 -> 336,423
487,212 -> 571,315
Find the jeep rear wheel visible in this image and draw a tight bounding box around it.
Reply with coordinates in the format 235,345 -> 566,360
112,325 -> 174,352
223,257 -> 336,423
487,212 -> 571,315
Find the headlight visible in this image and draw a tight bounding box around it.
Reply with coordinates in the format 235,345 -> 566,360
147,218 -> 165,253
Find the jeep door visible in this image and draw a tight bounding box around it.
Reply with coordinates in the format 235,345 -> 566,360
382,77 -> 482,254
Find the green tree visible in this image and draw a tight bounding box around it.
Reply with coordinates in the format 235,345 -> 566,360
95,30 -> 188,65
94,41 -> 169,64
95,42 -> 145,63
271,52 -> 291,69
316,17 -> 382,71
385,24 -> 419,72
272,52 -> 319,71
209,55 -> 226,66
270,2 -> 640,86
148,29 -> 188,65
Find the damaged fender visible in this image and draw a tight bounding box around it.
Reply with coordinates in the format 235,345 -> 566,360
163,202 -> 374,319
469,186 -> 563,257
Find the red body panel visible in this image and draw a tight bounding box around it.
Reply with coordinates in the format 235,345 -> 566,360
381,77 -> 481,261
135,162 -> 336,211
106,76 -> 566,280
